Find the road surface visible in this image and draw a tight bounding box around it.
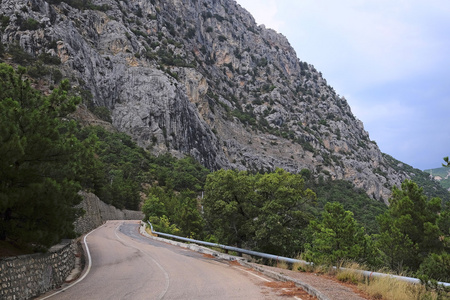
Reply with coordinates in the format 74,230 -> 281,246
39,220 -> 307,299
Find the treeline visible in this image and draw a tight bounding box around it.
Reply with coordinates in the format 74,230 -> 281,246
148,168 -> 450,282
305,180 -> 450,282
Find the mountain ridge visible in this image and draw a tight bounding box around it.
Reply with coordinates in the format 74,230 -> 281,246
1,0 -> 445,203
424,167 -> 450,191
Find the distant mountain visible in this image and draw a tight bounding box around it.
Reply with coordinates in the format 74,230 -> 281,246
424,167 -> 450,191
384,155 -> 450,203
0,0 -> 445,203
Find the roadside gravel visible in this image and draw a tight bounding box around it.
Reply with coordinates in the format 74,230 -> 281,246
241,261 -> 369,300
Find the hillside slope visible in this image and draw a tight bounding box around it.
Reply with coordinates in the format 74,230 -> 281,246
0,0 -> 427,202
424,166 -> 450,191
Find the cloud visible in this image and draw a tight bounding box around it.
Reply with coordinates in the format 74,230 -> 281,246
236,0 -> 284,32
238,0 -> 450,89
349,98 -> 415,125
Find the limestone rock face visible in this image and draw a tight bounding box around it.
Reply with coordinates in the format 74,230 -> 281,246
0,0 -> 409,202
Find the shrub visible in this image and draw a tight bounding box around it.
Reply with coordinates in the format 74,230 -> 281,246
20,18 -> 40,31
0,15 -> 10,29
9,44 -> 35,65
418,252 -> 450,282
38,52 -> 61,65
92,106 -> 112,123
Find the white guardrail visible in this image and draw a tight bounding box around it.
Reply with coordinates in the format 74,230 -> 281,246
147,221 -> 450,288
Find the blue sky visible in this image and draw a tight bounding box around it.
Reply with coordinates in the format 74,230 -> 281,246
236,0 -> 450,170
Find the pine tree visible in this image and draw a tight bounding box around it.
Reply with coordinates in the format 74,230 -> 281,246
375,179 -> 443,272
306,202 -> 367,266
0,63 -> 87,249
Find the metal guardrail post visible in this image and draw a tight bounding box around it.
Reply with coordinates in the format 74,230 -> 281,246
145,221 -> 450,288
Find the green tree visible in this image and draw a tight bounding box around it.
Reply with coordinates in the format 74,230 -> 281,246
174,190 -> 204,238
253,169 -> 316,255
143,187 -> 204,238
77,126 -> 148,210
142,194 -> 167,221
203,169 -> 257,248
375,215 -> 416,271
305,202 -> 367,266
203,169 -> 316,256
171,157 -> 209,192
307,179 -> 387,234
0,64 -> 87,249
375,180 -> 443,272
418,252 -> 450,282
149,215 -> 180,235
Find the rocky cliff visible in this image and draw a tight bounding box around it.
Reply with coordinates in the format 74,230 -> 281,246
0,0 -> 411,202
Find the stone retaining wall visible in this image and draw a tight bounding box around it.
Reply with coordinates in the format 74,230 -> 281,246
74,191 -> 144,234
0,241 -> 76,300
0,191 -> 144,300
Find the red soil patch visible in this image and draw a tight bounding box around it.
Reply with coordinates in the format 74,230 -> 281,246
264,281 -> 318,299
202,253 -> 216,259
229,259 -> 242,266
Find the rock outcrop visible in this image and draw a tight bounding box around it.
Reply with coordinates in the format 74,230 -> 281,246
0,0 -> 410,202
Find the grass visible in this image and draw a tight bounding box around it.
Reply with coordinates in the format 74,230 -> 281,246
332,262 -> 449,300
335,262 -> 366,284
292,255 -> 329,274
360,276 -> 445,300
145,226 -> 158,237
275,260 -> 289,270
289,258 -> 449,300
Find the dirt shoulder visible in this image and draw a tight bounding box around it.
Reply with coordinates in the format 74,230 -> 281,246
241,262 -> 370,300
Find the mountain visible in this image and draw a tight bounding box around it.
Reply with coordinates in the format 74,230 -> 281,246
0,0 -> 443,203
424,167 -> 450,191
383,155 -> 450,203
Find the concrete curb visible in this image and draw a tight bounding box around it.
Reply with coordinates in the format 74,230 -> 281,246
139,222 -> 329,300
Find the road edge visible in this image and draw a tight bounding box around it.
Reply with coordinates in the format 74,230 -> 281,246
37,224 -> 102,299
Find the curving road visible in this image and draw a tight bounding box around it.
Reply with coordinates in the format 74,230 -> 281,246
38,220 -> 305,299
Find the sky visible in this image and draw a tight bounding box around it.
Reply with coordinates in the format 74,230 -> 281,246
236,0 -> 450,170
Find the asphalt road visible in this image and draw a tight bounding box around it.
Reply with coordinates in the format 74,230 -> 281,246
39,220 -> 304,299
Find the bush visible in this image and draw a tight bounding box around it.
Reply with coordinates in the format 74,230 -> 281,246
418,252 -> 450,282
52,68 -> 63,83
92,106 -> 112,123
149,215 -> 180,235
20,18 -> 40,31
0,15 -> 10,29
185,28 -> 195,39
9,44 -> 35,65
27,62 -> 50,78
